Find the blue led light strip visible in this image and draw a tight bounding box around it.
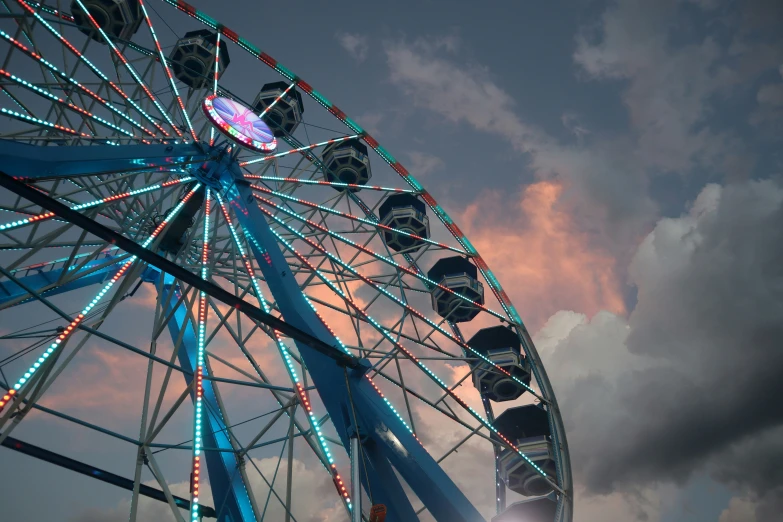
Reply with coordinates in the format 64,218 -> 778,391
189,189 -> 210,521
252,188 -> 465,255
0,29 -> 153,139
72,0 -> 182,138
138,0 -> 197,141
260,203 -> 540,399
214,194 -> 353,508
239,134 -> 360,166
0,177 -> 192,233
1,107 -> 89,137
0,184 -> 203,412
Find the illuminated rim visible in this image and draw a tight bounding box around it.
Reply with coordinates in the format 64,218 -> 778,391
202,94 -> 277,153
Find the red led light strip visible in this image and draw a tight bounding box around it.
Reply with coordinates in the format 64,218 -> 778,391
0,185 -> 202,412
138,0 -> 197,141
189,191 -> 210,520
251,187 -> 463,254
215,198 -> 352,505
0,177 -> 192,233
0,29 -> 155,139
263,216 -> 555,486
258,202 -> 541,400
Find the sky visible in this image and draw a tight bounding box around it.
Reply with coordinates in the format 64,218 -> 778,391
267,1 -> 783,518
1,0 -> 782,521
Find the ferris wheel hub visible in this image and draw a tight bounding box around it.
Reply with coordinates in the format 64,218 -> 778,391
202,95 -> 277,154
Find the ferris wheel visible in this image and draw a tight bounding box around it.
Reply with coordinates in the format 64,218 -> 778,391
0,1 -> 573,521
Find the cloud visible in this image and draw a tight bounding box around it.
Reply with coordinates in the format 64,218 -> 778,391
574,0 -> 783,172
383,34 -> 658,263
535,178 -> 783,512
384,38 -> 539,152
406,151 -> 445,177
574,0 -> 729,172
336,32 -> 369,63
354,111 -> 384,136
719,496 -> 758,522
459,180 -> 626,330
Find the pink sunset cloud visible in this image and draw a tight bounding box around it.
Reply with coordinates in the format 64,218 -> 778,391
459,180 -> 627,331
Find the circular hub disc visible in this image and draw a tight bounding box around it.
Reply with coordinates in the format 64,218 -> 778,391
203,95 -> 277,153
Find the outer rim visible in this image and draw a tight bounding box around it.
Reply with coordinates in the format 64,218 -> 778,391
159,1 -> 573,519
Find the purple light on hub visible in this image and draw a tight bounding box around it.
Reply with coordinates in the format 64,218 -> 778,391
203,95 -> 277,153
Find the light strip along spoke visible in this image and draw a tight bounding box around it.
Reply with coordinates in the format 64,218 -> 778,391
189,189 -> 210,521
0,69 -> 135,138
70,0 -> 182,138
9,3 -> 166,138
263,221 -> 560,492
0,107 -> 91,137
214,194 -> 353,511
259,81 -> 295,118
263,227 -> 422,434
255,194 -> 506,322
261,204 -> 540,398
209,32 -> 220,145
238,134 -> 360,166
0,183 -> 202,413
0,30 -> 155,139
10,246 -> 118,274
138,0 -> 197,141
245,176 -> 417,194
0,177 -> 192,233
253,188 -> 465,255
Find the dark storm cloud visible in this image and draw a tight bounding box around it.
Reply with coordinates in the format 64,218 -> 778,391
541,178 -> 783,512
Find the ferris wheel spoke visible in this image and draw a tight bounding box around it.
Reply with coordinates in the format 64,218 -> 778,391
262,204 -> 535,399
238,133 -> 361,167
137,0 -> 196,141
70,0 -> 182,138
263,215 -> 562,494
254,187 -> 466,255
5,5 -> 167,139
246,174 -> 417,194
215,193 -> 354,514
208,32 -> 221,145
257,191 -> 507,321
0,176 -> 190,233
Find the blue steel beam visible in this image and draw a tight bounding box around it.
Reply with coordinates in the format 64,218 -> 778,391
0,140 -> 206,179
155,271 -> 258,522
218,165 -> 485,522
